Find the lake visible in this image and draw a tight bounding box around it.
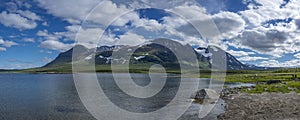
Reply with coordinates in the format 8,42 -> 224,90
0,73 -> 230,120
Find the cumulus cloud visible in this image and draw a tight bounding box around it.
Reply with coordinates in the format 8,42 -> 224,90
295,19 -> 300,29
37,30 -> 64,42
149,0 -> 300,59
0,11 -> 38,30
23,38 -> 35,43
0,38 -> 18,47
36,0 -> 101,24
238,56 -> 268,61
16,10 -> 42,21
240,0 -> 298,27
294,53 -> 300,59
227,50 -> 255,57
42,57 -> 53,63
32,0 -> 300,66
115,32 -> 146,46
163,4 -> 246,45
237,30 -> 288,52
212,11 -> 245,39
76,27 -> 104,48
226,0 -> 300,58
259,59 -> 300,67
40,40 -> 74,52
258,60 -> 281,67
123,0 -> 193,9
0,47 -> 6,51
36,29 -> 77,52
36,0 -> 132,25
87,0 -> 131,26
38,26 -> 103,49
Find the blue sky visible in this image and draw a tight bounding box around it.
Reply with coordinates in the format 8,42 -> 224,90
0,0 -> 300,69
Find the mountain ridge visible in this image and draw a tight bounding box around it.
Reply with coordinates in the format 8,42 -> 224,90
42,39 -> 269,71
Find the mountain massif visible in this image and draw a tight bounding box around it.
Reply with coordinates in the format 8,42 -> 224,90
42,39 -> 268,72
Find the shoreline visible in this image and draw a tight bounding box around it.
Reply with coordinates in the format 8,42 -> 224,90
218,92 -> 300,120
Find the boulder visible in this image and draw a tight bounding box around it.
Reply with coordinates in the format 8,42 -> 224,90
191,89 -> 219,100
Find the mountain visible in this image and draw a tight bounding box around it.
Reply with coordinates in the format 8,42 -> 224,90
43,45 -> 90,68
41,39 -> 264,71
196,46 -> 250,70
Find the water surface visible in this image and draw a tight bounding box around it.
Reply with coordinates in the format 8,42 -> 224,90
0,73 -> 228,120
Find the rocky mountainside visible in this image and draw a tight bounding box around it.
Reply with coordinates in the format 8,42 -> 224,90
43,39 -> 263,70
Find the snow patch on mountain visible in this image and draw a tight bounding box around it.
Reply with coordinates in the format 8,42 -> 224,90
134,56 -> 145,60
84,54 -> 93,60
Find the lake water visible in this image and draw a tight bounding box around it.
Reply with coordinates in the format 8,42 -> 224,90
0,73 -> 230,120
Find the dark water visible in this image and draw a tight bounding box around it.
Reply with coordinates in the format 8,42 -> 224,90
0,73 -> 228,120
0,73 -> 94,120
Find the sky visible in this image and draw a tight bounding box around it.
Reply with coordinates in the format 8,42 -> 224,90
0,0 -> 300,69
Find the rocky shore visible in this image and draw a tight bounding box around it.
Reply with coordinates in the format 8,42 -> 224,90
190,87 -> 300,120
218,92 -> 300,120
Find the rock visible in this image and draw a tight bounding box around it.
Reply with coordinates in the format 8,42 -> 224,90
220,87 -> 243,97
266,80 -> 282,84
288,87 -> 294,91
191,89 -> 219,100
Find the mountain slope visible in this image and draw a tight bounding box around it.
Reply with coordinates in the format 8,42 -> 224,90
41,39 -> 263,71
43,45 -> 90,68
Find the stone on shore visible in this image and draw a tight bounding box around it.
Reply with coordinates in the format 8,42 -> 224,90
191,89 -> 219,100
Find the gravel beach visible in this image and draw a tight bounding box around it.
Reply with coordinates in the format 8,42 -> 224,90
218,92 -> 300,120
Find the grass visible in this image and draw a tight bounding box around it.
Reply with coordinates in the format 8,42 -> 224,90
223,70 -> 300,93
243,81 -> 300,94
224,72 -> 300,83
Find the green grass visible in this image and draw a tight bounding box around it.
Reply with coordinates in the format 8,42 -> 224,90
242,81 -> 300,94
224,72 -> 300,83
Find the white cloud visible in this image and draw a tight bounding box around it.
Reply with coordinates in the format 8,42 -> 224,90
88,0 -> 131,26
240,0 -> 298,27
212,11 -> 245,39
228,0 -> 300,58
134,18 -> 165,32
259,59 -> 300,67
0,11 -> 38,30
23,38 -> 35,43
36,0 -> 131,25
0,47 -> 6,51
227,50 -> 255,57
42,22 -> 48,26
125,0 -> 192,9
37,26 -> 106,50
42,57 -> 53,63
37,26 -> 104,50
33,0 -> 300,64
76,27 -> 104,48
259,60 -> 281,67
164,4 -> 246,45
238,56 -> 268,61
40,40 -> 74,52
294,53 -> 300,59
36,0 -> 101,24
37,30 -> 69,42
115,32 -> 146,46
16,10 -> 42,21
169,4 -> 207,21
0,38 -> 18,47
